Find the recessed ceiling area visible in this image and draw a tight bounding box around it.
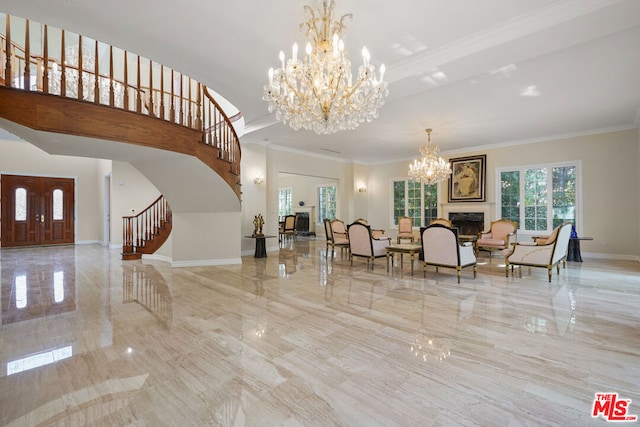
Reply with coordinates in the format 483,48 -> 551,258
1,0 -> 639,163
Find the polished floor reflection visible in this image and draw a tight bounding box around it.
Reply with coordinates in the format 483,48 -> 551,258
0,240 -> 639,426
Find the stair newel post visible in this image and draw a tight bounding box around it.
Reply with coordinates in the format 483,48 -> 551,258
123,217 -> 131,254
155,199 -> 159,232
60,30 -> 66,97
136,55 -> 142,113
146,207 -> 150,241
93,39 -> 99,103
213,104 -> 218,149
170,69 -> 175,123
23,19 -> 30,90
188,77 -> 193,128
160,64 -> 165,120
195,81 -> 202,131
148,59 -> 154,116
151,202 -> 156,236
179,73 -> 184,125
123,51 -> 129,110
109,45 -> 114,107
42,24 -> 49,93
77,35 -> 83,100
207,101 -> 212,145
4,15 -> 11,87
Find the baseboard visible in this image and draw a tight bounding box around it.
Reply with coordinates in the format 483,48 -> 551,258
582,252 -> 640,262
141,254 -> 172,264
171,258 -> 243,268
76,240 -> 101,245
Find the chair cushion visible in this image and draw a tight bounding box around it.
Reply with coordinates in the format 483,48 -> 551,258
477,238 -> 505,246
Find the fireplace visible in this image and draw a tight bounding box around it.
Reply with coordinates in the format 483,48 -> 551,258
449,212 -> 484,236
295,212 -> 310,234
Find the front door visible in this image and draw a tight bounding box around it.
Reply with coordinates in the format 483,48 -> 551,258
1,174 -> 75,247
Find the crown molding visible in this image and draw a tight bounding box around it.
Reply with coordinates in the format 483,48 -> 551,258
389,0 -> 627,83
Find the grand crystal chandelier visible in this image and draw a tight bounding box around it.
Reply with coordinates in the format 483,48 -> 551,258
262,0 -> 388,134
408,129 -> 452,185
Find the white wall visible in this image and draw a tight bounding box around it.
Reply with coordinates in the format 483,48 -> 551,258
109,161 -> 161,247
240,143 -> 268,254
0,138 -> 106,243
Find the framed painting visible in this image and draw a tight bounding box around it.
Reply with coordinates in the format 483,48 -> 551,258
448,154 -> 486,202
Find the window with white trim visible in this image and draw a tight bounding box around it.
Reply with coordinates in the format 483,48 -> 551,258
278,188 -> 292,217
317,184 -> 337,223
392,179 -> 438,227
498,162 -> 579,232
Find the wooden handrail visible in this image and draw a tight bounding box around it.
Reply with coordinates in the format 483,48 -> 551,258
1,14 -> 242,189
122,195 -> 171,256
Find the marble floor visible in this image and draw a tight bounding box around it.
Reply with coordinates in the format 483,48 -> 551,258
0,239 -> 638,426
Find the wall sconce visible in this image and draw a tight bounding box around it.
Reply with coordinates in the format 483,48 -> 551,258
253,176 -> 264,185
358,184 -> 367,193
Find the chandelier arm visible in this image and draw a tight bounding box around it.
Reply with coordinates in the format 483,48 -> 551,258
340,75 -> 365,101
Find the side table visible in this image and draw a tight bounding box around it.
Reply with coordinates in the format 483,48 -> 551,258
244,235 -> 277,258
386,243 -> 422,276
567,237 -> 593,262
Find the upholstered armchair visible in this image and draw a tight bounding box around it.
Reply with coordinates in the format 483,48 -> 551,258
355,218 -> 387,239
476,219 -> 517,254
429,218 -> 452,227
504,223 -> 572,282
324,218 -> 349,257
331,219 -> 348,241
348,221 -> 391,269
397,216 -> 414,243
280,214 -> 297,243
421,224 -> 477,283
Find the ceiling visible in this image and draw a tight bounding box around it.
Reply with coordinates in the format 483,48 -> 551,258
2,0 -> 639,164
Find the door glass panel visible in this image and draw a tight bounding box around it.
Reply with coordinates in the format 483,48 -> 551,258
53,189 -> 63,220
15,188 -> 27,221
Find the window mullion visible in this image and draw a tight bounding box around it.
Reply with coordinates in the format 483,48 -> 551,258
519,170 -> 525,231
405,180 -> 409,217
547,169 -> 553,232
420,184 -> 425,227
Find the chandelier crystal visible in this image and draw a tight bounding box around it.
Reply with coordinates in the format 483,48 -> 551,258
262,0 -> 389,134
408,129 -> 452,185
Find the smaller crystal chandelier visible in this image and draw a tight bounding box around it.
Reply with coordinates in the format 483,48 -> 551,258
263,0 -> 388,134
408,129 -> 452,185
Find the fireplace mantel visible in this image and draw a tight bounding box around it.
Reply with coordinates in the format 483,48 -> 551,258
441,203 -> 494,231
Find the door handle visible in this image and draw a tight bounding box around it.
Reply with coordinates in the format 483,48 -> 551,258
41,214 -> 45,223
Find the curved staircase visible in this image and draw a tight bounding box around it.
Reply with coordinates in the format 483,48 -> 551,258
0,14 -> 244,264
